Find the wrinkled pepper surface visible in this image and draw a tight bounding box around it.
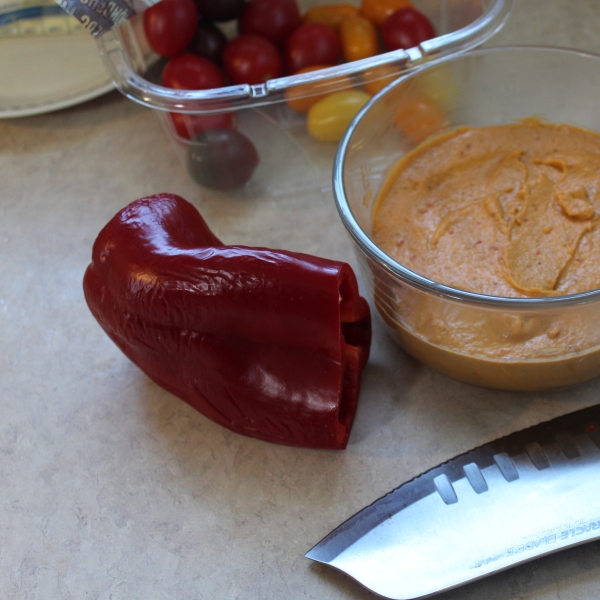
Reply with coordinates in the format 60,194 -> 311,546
83,194 -> 371,449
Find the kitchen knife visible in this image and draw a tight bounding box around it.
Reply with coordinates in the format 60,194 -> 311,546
306,404 -> 600,599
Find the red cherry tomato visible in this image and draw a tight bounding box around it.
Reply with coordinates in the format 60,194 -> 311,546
161,53 -> 225,90
223,35 -> 283,85
143,0 -> 198,58
382,7 -> 436,51
284,22 -> 341,74
170,111 -> 234,140
238,0 -> 301,47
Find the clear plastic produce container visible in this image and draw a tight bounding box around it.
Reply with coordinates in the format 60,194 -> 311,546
95,0 -> 513,198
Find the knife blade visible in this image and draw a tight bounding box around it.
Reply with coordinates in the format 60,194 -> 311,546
305,404 -> 600,599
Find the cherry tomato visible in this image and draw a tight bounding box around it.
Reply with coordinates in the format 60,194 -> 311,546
284,22 -> 341,74
144,57 -> 169,85
307,90 -> 370,142
394,94 -> 446,143
161,53 -> 225,90
143,0 -> 198,58
302,4 -> 359,32
360,0 -> 413,26
339,14 -> 378,62
285,65 -> 352,113
187,129 -> 260,190
238,0 -> 301,48
194,0 -> 245,22
170,111 -> 234,140
362,64 -> 398,95
382,8 -> 436,50
188,20 -> 227,65
223,35 -> 283,85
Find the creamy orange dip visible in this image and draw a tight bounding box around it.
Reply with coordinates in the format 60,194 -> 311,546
371,120 -> 600,390
374,120 -> 600,297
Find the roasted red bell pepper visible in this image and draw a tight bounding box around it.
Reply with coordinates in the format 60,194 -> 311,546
83,194 -> 371,449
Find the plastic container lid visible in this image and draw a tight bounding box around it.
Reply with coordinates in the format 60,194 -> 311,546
95,0 -> 515,115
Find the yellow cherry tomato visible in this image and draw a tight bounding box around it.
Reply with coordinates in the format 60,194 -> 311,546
414,66 -> 459,108
339,14 -> 378,62
285,65 -> 353,113
302,4 -> 359,31
307,90 -> 371,142
360,0 -> 414,26
362,64 -> 399,95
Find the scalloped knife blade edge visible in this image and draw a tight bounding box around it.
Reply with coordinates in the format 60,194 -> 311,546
305,403 -> 600,599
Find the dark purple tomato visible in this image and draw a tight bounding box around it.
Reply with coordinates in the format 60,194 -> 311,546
381,8 -> 436,51
238,0 -> 301,47
170,111 -> 234,140
143,0 -> 198,57
284,22 -> 341,74
188,20 -> 227,64
161,53 -> 225,89
194,0 -> 245,21
187,129 -> 260,190
223,35 -> 282,85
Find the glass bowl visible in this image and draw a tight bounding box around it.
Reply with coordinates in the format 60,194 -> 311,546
335,46 -> 600,391
96,0 -> 513,198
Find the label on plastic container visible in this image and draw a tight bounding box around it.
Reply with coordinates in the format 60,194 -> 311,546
0,0 -> 83,37
52,0 -> 152,37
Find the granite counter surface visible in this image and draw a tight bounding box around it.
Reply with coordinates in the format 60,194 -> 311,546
2,1 -> 600,598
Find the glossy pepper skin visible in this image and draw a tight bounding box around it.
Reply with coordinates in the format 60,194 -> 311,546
83,194 -> 372,449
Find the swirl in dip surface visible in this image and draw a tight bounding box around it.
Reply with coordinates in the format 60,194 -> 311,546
372,120 -> 600,390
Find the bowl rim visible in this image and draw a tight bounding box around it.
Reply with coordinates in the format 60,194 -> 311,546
334,44 -> 600,309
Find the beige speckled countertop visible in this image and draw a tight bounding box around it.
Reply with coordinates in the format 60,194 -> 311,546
3,1 -> 600,598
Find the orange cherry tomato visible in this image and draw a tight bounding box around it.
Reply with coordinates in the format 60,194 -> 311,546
394,94 -> 446,143
302,4 -> 359,31
360,0 -> 414,26
362,64 -> 399,95
307,90 -> 371,142
285,65 -> 353,113
339,15 -> 378,62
